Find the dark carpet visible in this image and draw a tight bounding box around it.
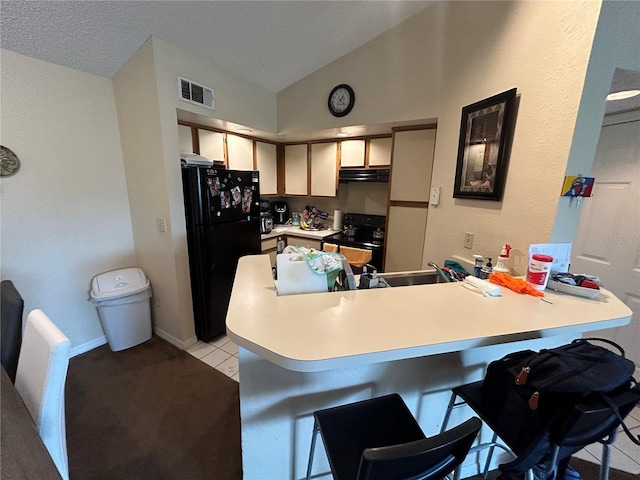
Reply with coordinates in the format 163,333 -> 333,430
65,336 -> 241,480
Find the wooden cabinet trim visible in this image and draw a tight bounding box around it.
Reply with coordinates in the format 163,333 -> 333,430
389,200 -> 430,208
391,123 -> 437,133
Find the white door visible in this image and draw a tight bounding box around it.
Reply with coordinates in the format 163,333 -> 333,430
571,111 -> 640,368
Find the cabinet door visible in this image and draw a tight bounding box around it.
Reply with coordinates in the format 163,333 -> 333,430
261,237 -> 278,267
227,135 -> 254,171
368,137 -> 392,166
385,206 -> 428,272
198,130 -> 225,163
286,236 -> 322,251
256,142 -> 278,196
340,140 -> 365,167
385,128 -> 437,271
390,129 -> 436,202
311,143 -> 338,197
284,144 -> 308,195
178,125 -> 194,153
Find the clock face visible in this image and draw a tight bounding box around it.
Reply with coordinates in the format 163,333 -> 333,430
328,84 -> 355,117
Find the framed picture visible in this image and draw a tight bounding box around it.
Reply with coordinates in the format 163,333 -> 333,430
453,88 -> 517,201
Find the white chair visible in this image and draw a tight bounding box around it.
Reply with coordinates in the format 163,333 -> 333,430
15,309 -> 72,480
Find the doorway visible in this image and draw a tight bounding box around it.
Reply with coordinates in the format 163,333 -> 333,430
571,108 -> 640,369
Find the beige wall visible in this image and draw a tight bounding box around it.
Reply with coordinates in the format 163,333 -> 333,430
278,1 -> 604,275
425,0 -> 602,275
0,49 -> 136,353
277,6 -> 444,133
113,37 -> 278,347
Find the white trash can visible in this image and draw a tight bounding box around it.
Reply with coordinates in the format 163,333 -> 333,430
90,267 -> 152,351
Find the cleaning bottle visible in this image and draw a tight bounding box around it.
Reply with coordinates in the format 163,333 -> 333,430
481,257 -> 493,279
473,255 -> 484,278
493,244 -> 512,274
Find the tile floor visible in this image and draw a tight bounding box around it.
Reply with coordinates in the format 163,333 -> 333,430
187,333 -> 239,382
188,336 -> 640,475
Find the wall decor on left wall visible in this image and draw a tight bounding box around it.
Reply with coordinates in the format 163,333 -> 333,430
1,146 -> 21,177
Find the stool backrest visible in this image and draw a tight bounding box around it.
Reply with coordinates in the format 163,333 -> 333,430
357,417 -> 481,480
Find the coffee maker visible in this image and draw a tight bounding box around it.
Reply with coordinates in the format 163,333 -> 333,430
259,200 -> 273,234
271,201 -> 291,224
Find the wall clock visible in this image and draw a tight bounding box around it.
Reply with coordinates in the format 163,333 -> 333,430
1,146 -> 20,177
328,84 -> 355,117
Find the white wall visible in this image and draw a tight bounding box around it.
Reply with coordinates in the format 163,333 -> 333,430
277,1 -> 604,276
0,49 -> 136,354
552,0 -> 640,242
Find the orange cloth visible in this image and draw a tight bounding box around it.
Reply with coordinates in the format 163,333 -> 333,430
322,243 -> 339,253
339,246 -> 373,268
489,272 -> 545,297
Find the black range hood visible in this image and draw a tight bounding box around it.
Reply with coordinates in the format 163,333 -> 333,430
339,168 -> 390,183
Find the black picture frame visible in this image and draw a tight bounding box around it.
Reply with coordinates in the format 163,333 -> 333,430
453,88 -> 517,201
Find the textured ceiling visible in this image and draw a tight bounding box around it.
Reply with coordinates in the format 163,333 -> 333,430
0,0 -> 433,93
1,1 -> 637,119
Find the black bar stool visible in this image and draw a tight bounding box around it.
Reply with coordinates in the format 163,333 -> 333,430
441,380 -> 640,480
306,393 -> 481,480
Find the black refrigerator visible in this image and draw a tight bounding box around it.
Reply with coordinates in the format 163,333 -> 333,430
181,166 -> 261,341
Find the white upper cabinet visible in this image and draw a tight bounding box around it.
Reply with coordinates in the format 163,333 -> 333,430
178,125 -> 194,153
284,144 -> 308,195
311,143 -> 338,197
390,129 -> 436,202
198,129 -> 225,163
340,140 -> 365,167
227,134 -> 254,171
256,142 -> 278,196
368,137 -> 392,167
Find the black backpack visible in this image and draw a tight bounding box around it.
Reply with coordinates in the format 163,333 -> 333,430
480,338 -> 639,471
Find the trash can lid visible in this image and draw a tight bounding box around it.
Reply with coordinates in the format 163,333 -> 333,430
91,267 -> 150,300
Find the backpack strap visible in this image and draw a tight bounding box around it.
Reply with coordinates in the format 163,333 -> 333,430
576,337 -> 626,357
598,386 -> 640,446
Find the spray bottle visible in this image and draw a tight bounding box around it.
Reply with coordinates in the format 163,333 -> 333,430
493,244 -> 512,274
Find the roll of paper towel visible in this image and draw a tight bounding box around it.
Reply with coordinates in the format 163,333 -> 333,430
333,210 -> 343,231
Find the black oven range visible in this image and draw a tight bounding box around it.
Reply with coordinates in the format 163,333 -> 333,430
321,213 -> 386,272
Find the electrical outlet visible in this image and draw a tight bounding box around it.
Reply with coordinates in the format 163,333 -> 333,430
464,232 -> 474,249
155,296 -> 161,308
156,218 -> 167,232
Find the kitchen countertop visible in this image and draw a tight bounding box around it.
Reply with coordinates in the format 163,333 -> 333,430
261,225 -> 339,241
226,255 -> 632,372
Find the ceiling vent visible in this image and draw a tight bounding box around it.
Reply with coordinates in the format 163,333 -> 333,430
179,76 -> 214,110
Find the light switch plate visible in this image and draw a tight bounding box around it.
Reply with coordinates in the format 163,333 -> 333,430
430,187 -> 441,206
156,218 -> 167,232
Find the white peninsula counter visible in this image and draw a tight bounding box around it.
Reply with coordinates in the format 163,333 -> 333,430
226,255 -> 632,480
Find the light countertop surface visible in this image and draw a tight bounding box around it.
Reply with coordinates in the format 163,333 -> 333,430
226,255 -> 632,372
261,225 -> 339,241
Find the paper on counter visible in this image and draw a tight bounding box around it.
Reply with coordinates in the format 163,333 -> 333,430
529,243 -> 572,273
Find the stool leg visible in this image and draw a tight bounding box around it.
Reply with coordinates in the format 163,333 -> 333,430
482,432 -> 498,479
600,430 -> 616,480
306,419 -> 319,480
441,392 -> 458,433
